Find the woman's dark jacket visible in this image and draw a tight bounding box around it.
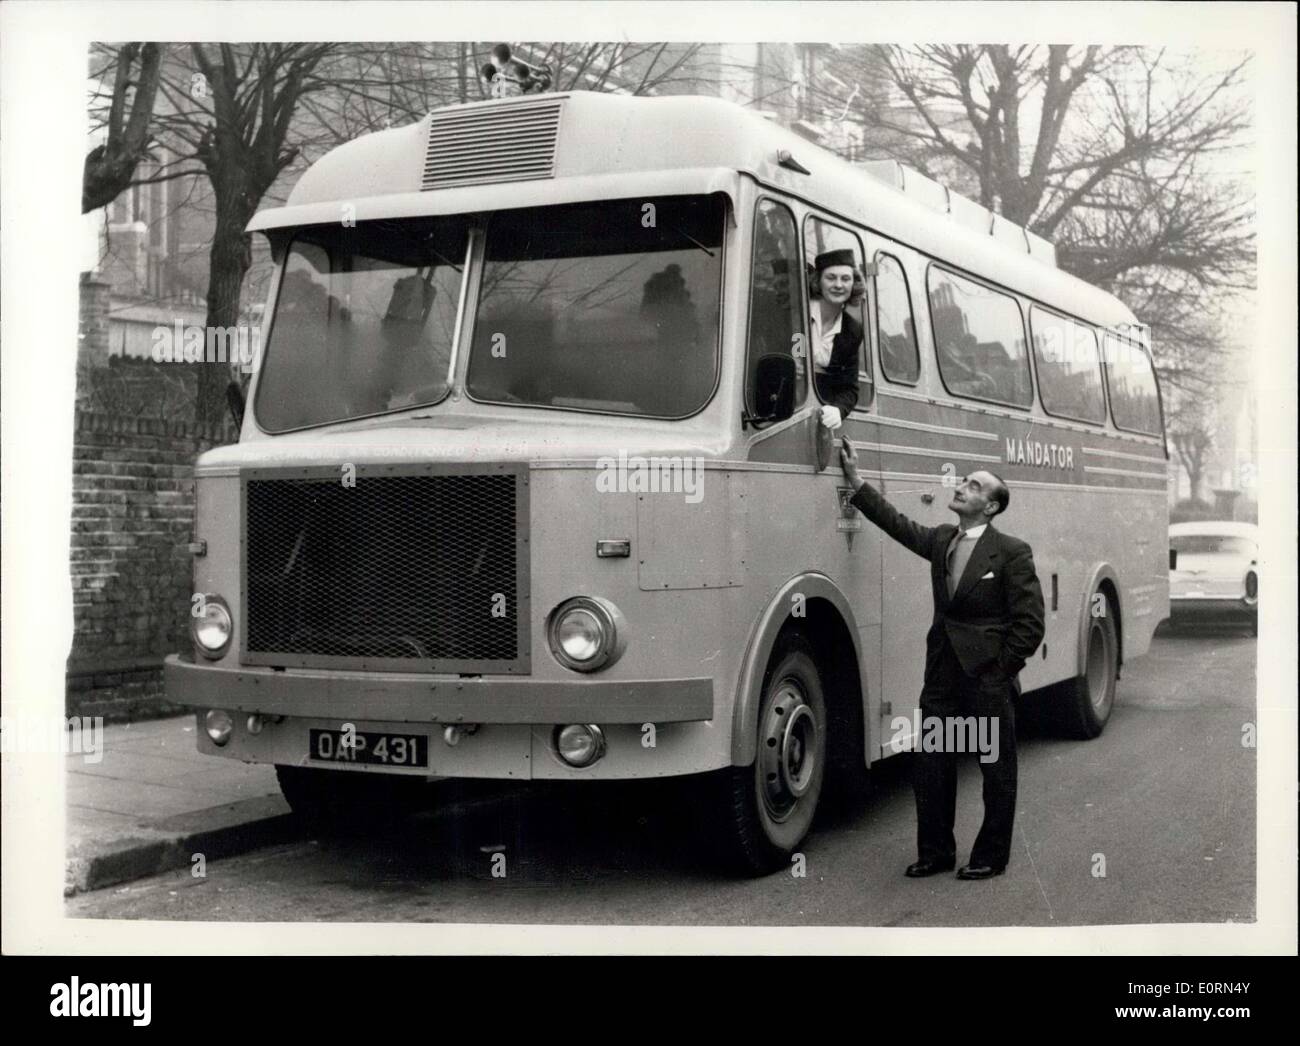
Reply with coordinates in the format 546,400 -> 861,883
814,308 -> 862,416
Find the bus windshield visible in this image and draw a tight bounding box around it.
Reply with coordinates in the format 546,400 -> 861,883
465,194 -> 724,418
255,216 -> 470,432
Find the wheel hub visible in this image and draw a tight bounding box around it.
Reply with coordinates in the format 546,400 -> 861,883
1085,621 -> 1113,714
758,681 -> 819,819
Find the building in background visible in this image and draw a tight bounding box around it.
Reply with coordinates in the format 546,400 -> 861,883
93,146 -> 209,360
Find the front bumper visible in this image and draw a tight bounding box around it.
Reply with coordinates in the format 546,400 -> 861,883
164,655 -> 713,724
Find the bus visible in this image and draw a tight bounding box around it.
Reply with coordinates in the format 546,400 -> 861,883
165,89 -> 1170,874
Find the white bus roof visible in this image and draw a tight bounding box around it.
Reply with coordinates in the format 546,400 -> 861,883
248,90 -> 1140,329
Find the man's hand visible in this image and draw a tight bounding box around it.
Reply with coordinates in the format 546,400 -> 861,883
840,436 -> 865,492
999,543 -> 1046,677
839,440 -> 939,559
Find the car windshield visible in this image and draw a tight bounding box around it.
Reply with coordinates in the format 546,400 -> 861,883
1171,534 -> 1256,557
465,194 -> 724,418
255,216 -> 470,432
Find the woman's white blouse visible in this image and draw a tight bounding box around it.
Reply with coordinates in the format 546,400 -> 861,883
809,307 -> 843,370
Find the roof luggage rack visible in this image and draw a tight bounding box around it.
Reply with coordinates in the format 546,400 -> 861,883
857,159 -> 1057,268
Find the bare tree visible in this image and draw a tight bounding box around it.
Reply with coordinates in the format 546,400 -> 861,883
83,43 -> 164,213
298,42 -> 709,150
1166,394 -> 1217,502
148,43 -> 338,425
786,44 -> 1254,384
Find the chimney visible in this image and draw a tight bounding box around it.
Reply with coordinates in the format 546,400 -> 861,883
78,271 -> 113,368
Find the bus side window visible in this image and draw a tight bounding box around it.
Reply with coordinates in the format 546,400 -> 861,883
1103,334 -> 1163,436
803,215 -> 871,411
745,199 -> 807,412
1030,305 -> 1106,424
875,252 -> 920,384
927,266 -> 1033,408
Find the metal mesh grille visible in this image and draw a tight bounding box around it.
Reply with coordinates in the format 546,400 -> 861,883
421,97 -> 562,191
244,468 -> 527,672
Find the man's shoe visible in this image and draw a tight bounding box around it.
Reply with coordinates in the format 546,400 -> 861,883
905,857 -> 956,878
956,863 -> 1005,880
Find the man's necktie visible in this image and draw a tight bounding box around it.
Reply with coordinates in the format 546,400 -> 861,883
947,531 -> 975,598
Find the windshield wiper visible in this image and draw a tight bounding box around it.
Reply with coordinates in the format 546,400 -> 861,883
423,235 -> 463,273
668,225 -> 716,258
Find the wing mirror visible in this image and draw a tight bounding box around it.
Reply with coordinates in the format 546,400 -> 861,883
226,380 -> 245,430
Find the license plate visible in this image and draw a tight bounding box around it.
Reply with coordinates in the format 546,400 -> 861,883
309,729 -> 429,768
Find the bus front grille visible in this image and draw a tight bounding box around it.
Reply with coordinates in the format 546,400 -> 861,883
242,465 -> 529,673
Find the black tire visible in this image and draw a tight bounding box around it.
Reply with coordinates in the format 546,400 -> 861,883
1056,595 -> 1119,739
275,764 -> 432,833
823,746 -> 873,811
708,632 -> 827,875
823,650 -> 872,812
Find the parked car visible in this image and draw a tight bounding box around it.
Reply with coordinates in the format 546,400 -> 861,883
1168,521 -> 1259,635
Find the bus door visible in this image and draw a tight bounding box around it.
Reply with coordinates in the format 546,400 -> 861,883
803,214 -> 884,724
745,197 -> 882,750
861,243 -> 943,755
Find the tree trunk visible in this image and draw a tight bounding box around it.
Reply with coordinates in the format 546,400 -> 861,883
198,193 -> 255,430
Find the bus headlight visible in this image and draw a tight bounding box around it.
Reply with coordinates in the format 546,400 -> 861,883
547,596 -> 626,672
191,594 -> 233,659
1244,571 -> 1258,604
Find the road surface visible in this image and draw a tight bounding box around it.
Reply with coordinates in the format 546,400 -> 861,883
68,627 -> 1256,927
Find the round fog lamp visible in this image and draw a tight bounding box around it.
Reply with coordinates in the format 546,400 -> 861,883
555,724 -> 607,767
191,595 -> 232,658
205,709 -> 234,746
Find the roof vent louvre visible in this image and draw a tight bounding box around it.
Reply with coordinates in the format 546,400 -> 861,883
421,96 -> 563,191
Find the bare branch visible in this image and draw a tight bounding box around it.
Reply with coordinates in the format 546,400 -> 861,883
83,43 -> 165,212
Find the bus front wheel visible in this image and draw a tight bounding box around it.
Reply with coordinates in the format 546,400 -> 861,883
709,633 -> 827,875
1057,597 -> 1119,740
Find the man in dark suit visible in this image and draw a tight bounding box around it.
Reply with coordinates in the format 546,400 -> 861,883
840,439 -> 1045,879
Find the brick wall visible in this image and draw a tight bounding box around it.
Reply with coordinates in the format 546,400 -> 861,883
67,411 -> 227,720
78,355 -> 199,419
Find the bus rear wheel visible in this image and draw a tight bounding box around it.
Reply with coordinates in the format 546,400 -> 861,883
275,765 -> 432,833
709,633 -> 826,875
1057,598 -> 1119,740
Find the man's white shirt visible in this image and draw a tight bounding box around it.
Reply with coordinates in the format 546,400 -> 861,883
946,523 -> 988,595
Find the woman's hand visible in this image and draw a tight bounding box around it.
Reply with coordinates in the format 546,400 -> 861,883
840,436 -> 865,491
819,404 -> 842,430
